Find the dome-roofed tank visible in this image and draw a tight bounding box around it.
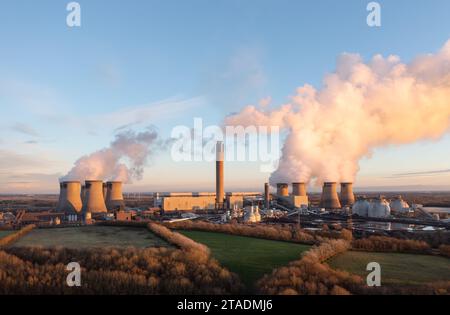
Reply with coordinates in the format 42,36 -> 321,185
390,195 -> 410,213
368,196 -> 391,218
352,198 -> 370,217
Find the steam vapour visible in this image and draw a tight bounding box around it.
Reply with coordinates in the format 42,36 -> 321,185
61,128 -> 158,183
225,40 -> 450,186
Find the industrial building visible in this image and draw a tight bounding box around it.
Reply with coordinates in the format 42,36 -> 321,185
156,192 -> 257,212
275,182 -> 309,208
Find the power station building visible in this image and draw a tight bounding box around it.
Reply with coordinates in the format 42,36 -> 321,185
276,182 -> 309,208
157,192 -> 256,212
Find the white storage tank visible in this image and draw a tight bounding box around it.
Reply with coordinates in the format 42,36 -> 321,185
390,195 -> 410,213
352,199 -> 370,217
368,197 -> 391,218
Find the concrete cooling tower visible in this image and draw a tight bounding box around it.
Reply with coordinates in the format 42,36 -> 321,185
59,181 -> 83,214
105,181 -> 125,211
340,182 -> 355,206
320,182 -> 342,209
82,180 -> 107,213
292,182 -> 307,196
216,141 -> 225,210
56,182 -> 66,212
276,183 -> 289,197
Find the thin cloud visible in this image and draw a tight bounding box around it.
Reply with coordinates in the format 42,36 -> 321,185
392,169 -> 450,177
11,122 -> 39,137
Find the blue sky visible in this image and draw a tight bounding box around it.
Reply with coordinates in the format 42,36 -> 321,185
1,0 -> 450,193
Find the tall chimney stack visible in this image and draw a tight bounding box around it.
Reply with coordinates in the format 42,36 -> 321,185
277,183 -> 289,197
320,182 -> 342,209
264,182 -> 270,210
292,182 -> 307,196
105,181 -> 125,211
215,141 -> 224,210
59,181 -> 82,214
340,182 -> 355,207
82,180 -> 108,213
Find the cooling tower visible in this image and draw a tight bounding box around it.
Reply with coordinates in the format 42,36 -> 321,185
264,182 -> 270,210
292,182 -> 307,196
103,182 -> 107,200
82,180 -> 107,213
80,185 -> 86,201
276,183 -> 289,197
105,181 -> 125,211
320,182 -> 342,209
56,182 -> 66,212
215,141 -> 224,210
60,181 -> 83,214
340,182 -> 355,206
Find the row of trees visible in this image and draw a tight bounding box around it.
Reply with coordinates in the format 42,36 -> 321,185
351,236 -> 431,254
0,221 -> 244,294
165,220 -> 353,245
0,224 -> 35,248
147,222 -> 210,254
256,239 -> 362,295
256,238 -> 450,295
1,245 -> 243,294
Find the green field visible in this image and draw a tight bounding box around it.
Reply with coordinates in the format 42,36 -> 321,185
179,230 -> 311,289
0,230 -> 14,239
12,226 -> 170,249
328,251 -> 450,285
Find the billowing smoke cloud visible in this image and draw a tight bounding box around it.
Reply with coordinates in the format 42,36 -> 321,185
61,127 -> 159,183
225,40 -> 450,186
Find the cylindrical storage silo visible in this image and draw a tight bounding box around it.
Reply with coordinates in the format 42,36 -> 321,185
368,197 -> 391,218
277,183 -> 289,197
292,182 -> 307,196
82,180 -> 107,213
105,181 -> 125,211
320,182 -> 342,209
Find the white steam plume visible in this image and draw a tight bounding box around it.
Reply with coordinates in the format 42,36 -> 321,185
61,127 -> 159,183
225,40 -> 450,186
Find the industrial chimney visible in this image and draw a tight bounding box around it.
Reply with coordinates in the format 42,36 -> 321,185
264,182 -> 270,210
56,182 -> 66,212
340,182 -> 355,206
105,181 -> 125,211
82,180 -> 108,213
215,141 -> 224,210
320,182 -> 342,209
292,182 -> 307,196
276,183 -> 289,197
60,181 -> 83,214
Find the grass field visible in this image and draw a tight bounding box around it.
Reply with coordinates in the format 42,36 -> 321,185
0,230 -> 14,239
328,251 -> 450,286
11,226 -> 170,249
179,230 -> 311,289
